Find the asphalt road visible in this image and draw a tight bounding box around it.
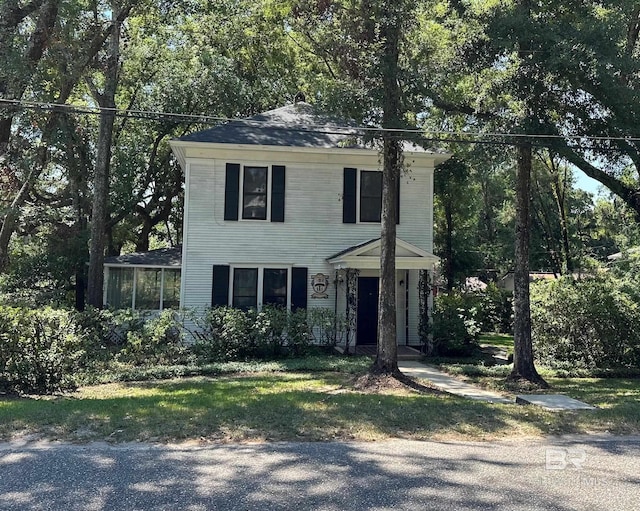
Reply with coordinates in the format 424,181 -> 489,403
0,436 -> 638,510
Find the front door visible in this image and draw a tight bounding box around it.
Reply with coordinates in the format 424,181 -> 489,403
356,277 -> 379,345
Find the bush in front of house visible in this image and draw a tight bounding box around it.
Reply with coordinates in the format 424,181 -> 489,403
118,309 -> 191,366
430,291 -> 481,356
0,306 -> 86,394
531,274 -> 640,370
188,306 -> 312,362
0,304 -> 347,394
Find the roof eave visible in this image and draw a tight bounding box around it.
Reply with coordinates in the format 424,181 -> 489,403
170,139 -> 452,161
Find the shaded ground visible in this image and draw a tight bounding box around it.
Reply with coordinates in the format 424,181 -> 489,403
2,371 -> 639,444
1,437 -> 638,510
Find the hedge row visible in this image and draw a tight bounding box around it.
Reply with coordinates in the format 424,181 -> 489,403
0,306 -> 342,394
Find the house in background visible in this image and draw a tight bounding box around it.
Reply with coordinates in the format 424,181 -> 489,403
607,247 -> 640,262
497,271 -> 558,292
105,101 -> 449,349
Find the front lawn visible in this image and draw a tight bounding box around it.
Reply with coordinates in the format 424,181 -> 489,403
479,332 -> 514,352
2,357 -> 639,443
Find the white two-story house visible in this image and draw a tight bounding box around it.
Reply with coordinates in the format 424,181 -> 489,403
105,101 -> 448,349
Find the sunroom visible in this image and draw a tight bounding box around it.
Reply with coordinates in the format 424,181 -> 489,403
103,246 -> 182,311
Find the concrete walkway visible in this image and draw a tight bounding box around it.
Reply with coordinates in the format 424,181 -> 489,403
398,360 -> 513,404
398,361 -> 598,411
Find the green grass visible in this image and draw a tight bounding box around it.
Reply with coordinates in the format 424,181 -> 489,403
479,333 -> 514,351
437,363 -> 640,435
78,355 -> 373,385
2,365 -> 639,443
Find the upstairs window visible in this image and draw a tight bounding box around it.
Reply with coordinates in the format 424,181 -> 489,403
343,168 -> 399,224
224,163 -> 285,222
359,170 -> 383,222
242,167 -> 268,220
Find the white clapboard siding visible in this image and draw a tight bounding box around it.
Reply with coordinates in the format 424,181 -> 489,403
177,144 -> 443,345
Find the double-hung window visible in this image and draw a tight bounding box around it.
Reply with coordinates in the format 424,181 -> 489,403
224,163 -> 285,222
230,267 -> 289,310
343,168 -> 399,224
232,268 -> 259,309
212,265 -> 308,311
242,167 -> 268,220
359,170 -> 383,222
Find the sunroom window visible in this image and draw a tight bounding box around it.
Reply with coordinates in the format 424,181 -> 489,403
106,267 -> 181,310
106,268 -> 134,309
136,269 -> 162,310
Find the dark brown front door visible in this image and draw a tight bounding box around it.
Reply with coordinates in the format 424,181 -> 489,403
356,277 -> 379,345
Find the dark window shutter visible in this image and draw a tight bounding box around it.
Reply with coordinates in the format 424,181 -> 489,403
291,267 -> 308,311
212,265 -> 230,306
271,165 -> 285,222
224,163 -> 240,221
396,177 -> 400,224
343,168 -> 357,223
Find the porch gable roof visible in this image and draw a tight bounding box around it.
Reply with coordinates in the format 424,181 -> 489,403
326,238 -> 438,270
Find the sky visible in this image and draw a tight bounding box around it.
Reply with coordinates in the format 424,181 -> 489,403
574,169 -> 604,197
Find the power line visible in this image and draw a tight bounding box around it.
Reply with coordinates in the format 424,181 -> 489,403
2,97 -> 640,145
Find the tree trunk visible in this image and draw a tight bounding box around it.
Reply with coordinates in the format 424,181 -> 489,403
86,7 -> 120,308
509,143 -> 548,386
552,161 -> 573,274
444,203 -> 454,290
374,3 -> 401,375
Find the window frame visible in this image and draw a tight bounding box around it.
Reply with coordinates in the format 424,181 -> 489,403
104,266 -> 181,311
229,265 -> 291,310
240,165 -> 272,221
358,169 -> 383,223
357,169 -> 383,223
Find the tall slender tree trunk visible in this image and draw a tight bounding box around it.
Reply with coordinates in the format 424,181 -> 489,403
87,8 -> 120,308
509,143 -> 548,386
444,204 -> 454,290
375,3 -> 402,375
551,161 -> 573,274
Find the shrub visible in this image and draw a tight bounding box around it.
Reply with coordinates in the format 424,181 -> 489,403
118,310 -> 189,366
430,291 -> 481,356
476,283 -> 513,334
188,307 -> 255,361
307,308 -> 347,348
0,307 -> 85,393
188,306 -> 312,362
531,274 -> 640,370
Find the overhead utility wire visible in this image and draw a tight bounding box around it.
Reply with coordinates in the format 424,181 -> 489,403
2,97 -> 640,144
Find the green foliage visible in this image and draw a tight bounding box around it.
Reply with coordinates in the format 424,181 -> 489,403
0,307 -> 85,394
531,275 -> 640,370
118,310 -> 190,366
431,291 -> 481,356
306,308 -> 347,347
476,282 -> 513,334
188,306 -> 313,362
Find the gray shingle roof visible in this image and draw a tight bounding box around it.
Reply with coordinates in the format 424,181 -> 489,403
103,246 -> 182,267
178,102 -> 364,148
326,238 -> 380,261
177,102 -> 435,153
